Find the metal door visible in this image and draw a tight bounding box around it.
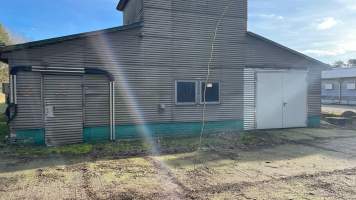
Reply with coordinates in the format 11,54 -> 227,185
283,71 -> 307,128
256,70 -> 307,129
256,72 -> 284,129
44,75 -> 84,146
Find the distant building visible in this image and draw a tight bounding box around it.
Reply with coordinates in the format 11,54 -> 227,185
322,68 -> 356,105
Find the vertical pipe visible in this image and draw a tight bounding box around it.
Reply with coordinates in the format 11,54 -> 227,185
112,82 -> 116,141
9,76 -> 13,104
13,75 -> 17,104
109,82 -> 113,141
339,79 -> 342,105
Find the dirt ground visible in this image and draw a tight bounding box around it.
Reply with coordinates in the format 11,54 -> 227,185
1,128 -> 356,199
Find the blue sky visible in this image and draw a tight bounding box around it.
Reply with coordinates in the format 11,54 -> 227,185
1,0 -> 356,64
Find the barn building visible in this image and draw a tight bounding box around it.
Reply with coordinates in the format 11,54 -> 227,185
322,68 -> 356,105
0,0 -> 326,146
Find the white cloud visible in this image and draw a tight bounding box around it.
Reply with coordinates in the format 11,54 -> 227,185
255,14 -> 284,20
317,17 -> 338,30
336,0 -> 356,10
304,40 -> 356,57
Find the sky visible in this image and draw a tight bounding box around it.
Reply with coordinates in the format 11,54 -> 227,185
1,0 -> 356,64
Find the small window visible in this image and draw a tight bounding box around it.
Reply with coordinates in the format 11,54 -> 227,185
176,81 -> 197,104
347,83 -> 356,90
325,83 -> 333,90
201,81 -> 220,104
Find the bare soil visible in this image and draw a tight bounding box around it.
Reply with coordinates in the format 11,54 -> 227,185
1,128 -> 356,199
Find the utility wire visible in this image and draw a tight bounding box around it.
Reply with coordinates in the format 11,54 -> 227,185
198,0 -> 233,152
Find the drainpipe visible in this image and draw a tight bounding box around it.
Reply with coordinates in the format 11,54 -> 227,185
109,81 -> 116,141
112,82 -> 116,141
339,79 -> 342,105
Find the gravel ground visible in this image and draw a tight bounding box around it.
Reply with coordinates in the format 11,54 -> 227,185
1,128 -> 356,199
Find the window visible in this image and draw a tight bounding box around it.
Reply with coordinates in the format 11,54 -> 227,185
347,83 -> 356,90
201,81 -> 220,104
324,83 -> 333,90
175,81 -> 197,104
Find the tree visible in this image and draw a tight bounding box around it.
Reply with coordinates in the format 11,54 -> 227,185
347,59 -> 356,67
333,60 -> 346,68
0,24 -> 11,84
0,24 -> 11,45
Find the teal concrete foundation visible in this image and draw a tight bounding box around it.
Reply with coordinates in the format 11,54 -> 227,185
83,120 -> 243,143
115,120 -> 244,139
14,117 -> 321,145
83,126 -> 110,143
15,129 -> 45,145
307,116 -> 321,128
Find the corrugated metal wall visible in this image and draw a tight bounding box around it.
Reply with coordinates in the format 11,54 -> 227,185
84,74 -> 110,127
322,78 -> 356,105
3,0 -> 324,138
10,71 -> 43,130
141,0 -> 247,122
247,33 -> 322,118
43,75 -> 84,146
123,0 -> 143,25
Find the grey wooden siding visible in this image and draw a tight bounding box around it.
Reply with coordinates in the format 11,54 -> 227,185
11,71 -> 43,130
247,33 -> 322,117
123,0 -> 143,25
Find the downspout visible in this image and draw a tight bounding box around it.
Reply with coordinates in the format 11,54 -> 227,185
339,79 -> 342,104
112,81 -> 116,141
110,82 -> 113,140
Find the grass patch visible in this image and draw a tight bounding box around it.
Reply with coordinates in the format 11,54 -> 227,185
11,143 -> 94,156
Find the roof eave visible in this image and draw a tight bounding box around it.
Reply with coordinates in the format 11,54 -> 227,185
247,31 -> 330,69
0,21 -> 143,53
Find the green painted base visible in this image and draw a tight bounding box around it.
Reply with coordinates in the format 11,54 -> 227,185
13,117 -> 321,145
82,120 -> 244,143
115,120 -> 244,140
308,116 -> 321,128
15,129 -> 45,146
83,126 -> 110,143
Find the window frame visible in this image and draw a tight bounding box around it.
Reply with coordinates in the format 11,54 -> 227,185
175,80 -> 198,105
199,81 -> 221,105
346,83 -> 356,90
324,83 -> 333,90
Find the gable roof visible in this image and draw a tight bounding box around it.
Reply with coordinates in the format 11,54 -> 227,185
0,21 -> 143,53
247,31 -> 328,68
117,0 -> 130,11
